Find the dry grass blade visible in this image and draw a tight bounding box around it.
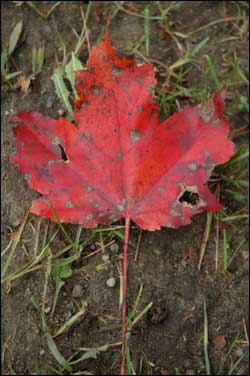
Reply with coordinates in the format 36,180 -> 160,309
198,212 -> 212,270
80,6 -> 91,55
134,229 -> 143,262
1,209 -> 29,280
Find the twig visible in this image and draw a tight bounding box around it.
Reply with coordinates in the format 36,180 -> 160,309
187,16 -> 247,36
34,217 -> 42,256
80,240 -> 115,261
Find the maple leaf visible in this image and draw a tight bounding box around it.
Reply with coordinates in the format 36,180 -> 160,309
11,29 -> 234,375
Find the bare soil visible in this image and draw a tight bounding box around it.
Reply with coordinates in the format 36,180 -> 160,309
1,1 -> 249,375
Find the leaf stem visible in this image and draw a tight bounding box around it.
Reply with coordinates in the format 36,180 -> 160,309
120,216 -> 131,376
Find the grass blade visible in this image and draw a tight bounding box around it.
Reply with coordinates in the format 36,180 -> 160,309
204,54 -> 220,90
49,203 -> 75,248
51,67 -> 73,117
144,8 -> 150,56
223,229 -> 229,272
53,301 -> 88,337
8,20 -> 23,56
125,345 -> 133,376
204,300 -> 211,375
1,210 -> 29,280
46,333 -> 72,371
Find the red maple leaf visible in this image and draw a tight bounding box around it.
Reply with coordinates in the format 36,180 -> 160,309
11,30 -> 234,375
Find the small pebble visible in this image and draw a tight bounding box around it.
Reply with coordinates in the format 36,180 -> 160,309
44,306 -> 51,314
46,96 -> 53,108
5,110 -> 10,116
58,108 -> 65,116
102,253 -> 110,262
106,277 -> 116,288
72,284 -> 83,298
39,349 -> 45,356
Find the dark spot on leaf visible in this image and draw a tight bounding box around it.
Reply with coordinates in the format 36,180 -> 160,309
123,84 -> 128,91
86,213 -> 94,221
44,129 -> 51,134
80,132 -> 92,141
137,106 -> 143,113
103,55 -> 109,62
75,77 -> 81,85
128,112 -> 133,116
135,77 -> 143,83
117,151 -> 123,159
38,168 -> 51,178
65,200 -> 74,208
147,85 -> 154,94
111,65 -> 124,76
81,100 -> 90,109
92,86 -> 103,96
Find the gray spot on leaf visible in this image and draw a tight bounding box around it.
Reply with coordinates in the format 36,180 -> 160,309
117,151 -> 123,159
86,213 -> 94,221
135,77 -> 143,83
130,129 -> 141,143
188,163 -> 197,171
65,200 -> 74,208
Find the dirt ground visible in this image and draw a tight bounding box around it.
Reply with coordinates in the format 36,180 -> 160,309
1,1 -> 249,375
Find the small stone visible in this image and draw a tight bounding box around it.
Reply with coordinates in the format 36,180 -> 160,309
39,349 -> 45,356
5,110 -> 10,116
46,96 -> 53,108
106,277 -> 116,288
58,108 -> 65,116
102,253 -> 110,262
44,306 -> 51,314
72,284 -> 83,298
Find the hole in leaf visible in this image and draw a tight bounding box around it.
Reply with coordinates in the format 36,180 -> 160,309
58,144 -> 69,162
178,190 -> 200,206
